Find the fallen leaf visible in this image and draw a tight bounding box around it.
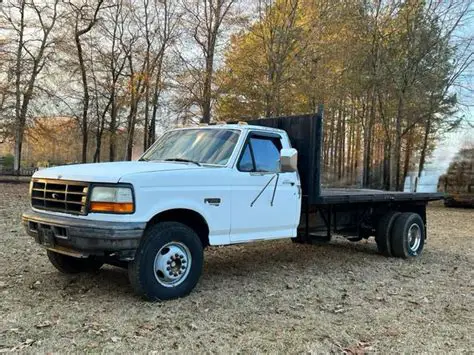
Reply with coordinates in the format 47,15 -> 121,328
35,321 -> 52,329
139,323 -> 155,331
343,341 -> 373,354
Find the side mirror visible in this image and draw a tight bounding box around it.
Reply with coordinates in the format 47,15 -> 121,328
280,148 -> 298,173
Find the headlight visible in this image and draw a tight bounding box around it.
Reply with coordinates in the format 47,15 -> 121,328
89,186 -> 134,214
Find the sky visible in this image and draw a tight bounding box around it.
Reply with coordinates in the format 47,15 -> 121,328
427,10 -> 474,173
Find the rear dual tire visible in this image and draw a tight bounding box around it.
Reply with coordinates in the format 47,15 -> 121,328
390,212 -> 425,258
376,211 -> 425,258
375,211 -> 401,257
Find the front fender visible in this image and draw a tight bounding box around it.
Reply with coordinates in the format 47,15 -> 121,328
135,190 -> 231,246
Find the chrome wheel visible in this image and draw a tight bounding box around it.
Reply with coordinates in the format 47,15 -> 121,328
407,223 -> 421,252
154,242 -> 192,287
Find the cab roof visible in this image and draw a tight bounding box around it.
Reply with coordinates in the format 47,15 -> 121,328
172,123 -> 286,135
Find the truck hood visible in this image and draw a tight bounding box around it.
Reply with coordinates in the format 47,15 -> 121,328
32,161 -> 201,183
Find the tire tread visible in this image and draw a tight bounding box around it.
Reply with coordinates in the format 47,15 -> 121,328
375,211 -> 401,257
390,212 -> 425,258
128,222 -> 203,301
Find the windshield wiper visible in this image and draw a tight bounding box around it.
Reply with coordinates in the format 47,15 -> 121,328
164,158 -> 201,166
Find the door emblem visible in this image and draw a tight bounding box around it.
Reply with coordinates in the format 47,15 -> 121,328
204,198 -> 221,206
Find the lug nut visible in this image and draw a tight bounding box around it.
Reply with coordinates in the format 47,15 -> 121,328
167,266 -> 170,271
181,265 -> 186,270
179,255 -> 184,259
174,272 -> 178,277
167,260 -> 171,265
169,272 -> 173,276
175,253 -> 179,258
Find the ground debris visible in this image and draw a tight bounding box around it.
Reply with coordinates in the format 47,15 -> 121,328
343,341 -> 373,354
35,320 -> 53,329
9,338 -> 35,352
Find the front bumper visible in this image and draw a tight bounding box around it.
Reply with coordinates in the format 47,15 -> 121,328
22,209 -> 146,256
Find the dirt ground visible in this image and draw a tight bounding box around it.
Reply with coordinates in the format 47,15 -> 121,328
0,182 -> 473,353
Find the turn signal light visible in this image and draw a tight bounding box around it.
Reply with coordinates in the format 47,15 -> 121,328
90,202 -> 134,213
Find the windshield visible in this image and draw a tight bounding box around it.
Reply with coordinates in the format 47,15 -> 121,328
141,128 -> 241,166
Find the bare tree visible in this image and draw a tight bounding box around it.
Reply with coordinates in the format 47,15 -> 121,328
67,0 -> 105,163
146,0 -> 180,149
254,0 -> 301,117
183,0 -> 237,123
119,0 -> 180,160
1,0 -> 60,173
96,0 -> 128,162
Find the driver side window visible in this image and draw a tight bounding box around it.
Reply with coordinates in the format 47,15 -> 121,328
237,134 -> 282,173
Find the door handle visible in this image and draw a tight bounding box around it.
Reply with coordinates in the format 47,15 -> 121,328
282,180 -> 295,186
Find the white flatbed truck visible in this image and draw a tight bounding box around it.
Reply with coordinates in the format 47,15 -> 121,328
22,112 -> 443,300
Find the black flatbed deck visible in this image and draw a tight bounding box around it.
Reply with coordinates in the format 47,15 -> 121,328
315,188 -> 444,204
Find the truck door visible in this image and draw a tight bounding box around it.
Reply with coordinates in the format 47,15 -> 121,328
230,132 -> 301,242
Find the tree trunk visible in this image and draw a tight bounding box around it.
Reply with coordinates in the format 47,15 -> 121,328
75,33 -> 89,164
93,136 -> 101,162
362,95 -> 373,188
402,134 -> 413,190
383,141 -> 391,190
13,129 -> 24,175
418,110 -> 433,186
148,52 -> 165,148
125,103 -> 136,161
393,95 -> 404,191
340,108 -> 346,180
109,99 -> 117,162
13,2 -> 25,174
201,54 -> 214,123
334,109 -> 340,180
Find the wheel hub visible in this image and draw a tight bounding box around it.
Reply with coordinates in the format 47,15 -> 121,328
408,223 -> 421,252
154,242 -> 192,287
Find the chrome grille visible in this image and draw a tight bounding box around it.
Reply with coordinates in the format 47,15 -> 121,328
31,179 -> 89,215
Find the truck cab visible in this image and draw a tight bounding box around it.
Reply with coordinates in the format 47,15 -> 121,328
23,123 -> 301,300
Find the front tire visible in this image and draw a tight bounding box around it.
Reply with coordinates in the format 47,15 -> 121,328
390,212 -> 425,258
47,250 -> 103,274
128,222 -> 204,301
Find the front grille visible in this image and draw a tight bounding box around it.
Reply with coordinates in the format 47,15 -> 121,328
31,179 -> 89,215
